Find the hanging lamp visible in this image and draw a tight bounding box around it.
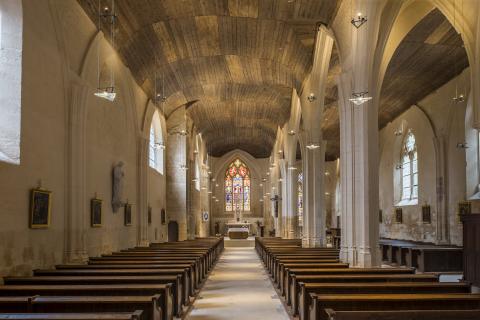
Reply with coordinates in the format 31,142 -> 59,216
94,0 -> 117,102
349,1 -> 372,106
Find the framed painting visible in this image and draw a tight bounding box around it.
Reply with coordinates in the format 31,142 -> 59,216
202,211 -> 209,222
124,203 -> 132,226
422,205 -> 431,224
30,189 -> 52,228
459,201 -> 471,216
395,207 -> 403,224
91,198 -> 102,227
148,206 -> 152,225
379,209 -> 383,223
161,208 -> 166,225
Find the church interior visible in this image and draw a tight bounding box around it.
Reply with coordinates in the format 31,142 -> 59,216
1,0 -> 480,319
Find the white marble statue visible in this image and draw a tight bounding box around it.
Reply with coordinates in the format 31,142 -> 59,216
112,161 -> 125,212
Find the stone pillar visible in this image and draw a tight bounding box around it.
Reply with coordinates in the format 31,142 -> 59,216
338,72 -> 356,263
137,135 -> 149,246
433,135 -> 450,244
285,166 -> 298,239
302,141 -> 327,247
472,1 -> 480,129
300,25 -> 334,247
338,71 -> 380,266
336,0 -> 383,265
65,83 -> 89,263
166,132 -> 188,241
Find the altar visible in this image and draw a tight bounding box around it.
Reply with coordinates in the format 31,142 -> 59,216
226,222 -> 251,240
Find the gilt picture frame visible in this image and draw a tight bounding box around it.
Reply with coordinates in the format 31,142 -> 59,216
124,203 -> 132,226
458,201 -> 471,216
161,208 -> 166,225
422,205 -> 431,224
30,189 -> 52,228
148,206 -> 152,225
91,198 -> 102,227
395,207 -> 403,224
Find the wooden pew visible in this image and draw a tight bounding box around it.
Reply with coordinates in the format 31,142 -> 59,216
266,252 -> 339,271
284,267 -> 415,302
0,297 -> 32,312
324,308 -> 480,320
276,263 -> 349,292
271,259 -> 340,281
89,256 -> 204,283
56,263 -> 199,293
270,257 -> 340,278
32,269 -> 192,301
288,274 -> 439,316
309,293 -> 480,320
380,239 -> 463,272
0,311 -> 144,320
298,282 -> 471,320
83,259 -> 203,284
30,296 -> 163,320
0,284 -> 175,319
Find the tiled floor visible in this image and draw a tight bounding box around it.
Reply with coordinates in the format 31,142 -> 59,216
185,247 -> 290,320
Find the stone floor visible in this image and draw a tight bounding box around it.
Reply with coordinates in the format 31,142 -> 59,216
185,247 -> 290,320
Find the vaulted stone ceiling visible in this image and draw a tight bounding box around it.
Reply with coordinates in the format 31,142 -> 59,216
78,0 -> 340,158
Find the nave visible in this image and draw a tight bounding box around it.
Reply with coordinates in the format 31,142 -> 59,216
2,0 -> 480,319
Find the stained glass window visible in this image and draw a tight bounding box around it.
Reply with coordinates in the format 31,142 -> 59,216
225,159 -> 250,211
298,172 -> 303,227
401,131 -> 418,201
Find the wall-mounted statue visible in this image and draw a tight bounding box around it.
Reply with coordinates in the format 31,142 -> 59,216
112,161 -> 125,212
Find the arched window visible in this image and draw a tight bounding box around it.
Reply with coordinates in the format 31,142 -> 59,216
148,111 -> 164,174
0,2 -> 23,165
401,131 -> 418,202
298,172 -> 303,227
225,159 -> 250,212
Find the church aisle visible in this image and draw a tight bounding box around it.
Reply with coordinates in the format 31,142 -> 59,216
185,247 -> 290,320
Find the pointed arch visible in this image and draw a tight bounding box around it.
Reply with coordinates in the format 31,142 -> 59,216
149,110 -> 165,174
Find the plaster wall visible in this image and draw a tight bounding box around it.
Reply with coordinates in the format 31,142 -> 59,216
0,0 -> 66,276
379,69 -> 469,246
147,168 -> 167,243
0,0 -> 166,276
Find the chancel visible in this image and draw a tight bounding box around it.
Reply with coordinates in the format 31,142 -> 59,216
1,0 -> 480,319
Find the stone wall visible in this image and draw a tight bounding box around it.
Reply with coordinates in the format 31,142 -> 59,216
379,69 -> 471,246
0,0 -> 167,276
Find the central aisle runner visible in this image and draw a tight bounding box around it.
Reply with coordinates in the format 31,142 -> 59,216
186,247 -> 290,320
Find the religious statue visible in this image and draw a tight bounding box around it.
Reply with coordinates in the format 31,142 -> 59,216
112,161 -> 125,212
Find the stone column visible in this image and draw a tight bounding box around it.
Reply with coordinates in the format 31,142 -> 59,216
338,71 -> 380,266
302,141 -> 327,247
65,83 -> 89,263
300,25 -> 334,247
338,72 -> 356,263
336,0 -> 383,266
472,1 -> 480,129
137,135 -> 149,246
433,135 -> 450,244
285,166 -> 298,239
166,132 -> 188,241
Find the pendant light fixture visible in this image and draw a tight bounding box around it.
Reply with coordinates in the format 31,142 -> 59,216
349,0 -> 372,106
153,56 -> 166,150
94,0 -> 117,102
452,0 -> 465,103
